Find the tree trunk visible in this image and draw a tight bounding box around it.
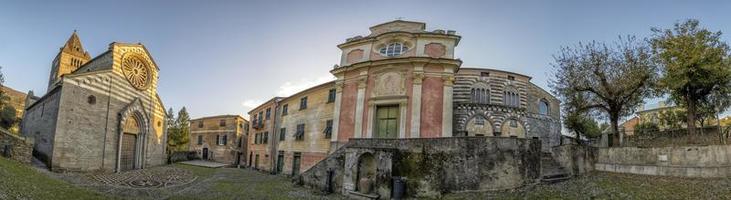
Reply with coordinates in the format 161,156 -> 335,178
686,94 -> 697,143
718,112 -> 725,145
610,115 -> 620,147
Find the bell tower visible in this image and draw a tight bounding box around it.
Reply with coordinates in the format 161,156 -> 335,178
48,31 -> 91,89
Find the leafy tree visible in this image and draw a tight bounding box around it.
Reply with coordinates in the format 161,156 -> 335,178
564,113 -> 602,143
658,109 -> 686,130
651,19 -> 731,137
176,107 -> 191,148
551,36 -> 658,146
634,122 -> 660,135
0,106 -> 17,129
166,107 -> 190,153
0,66 -> 18,132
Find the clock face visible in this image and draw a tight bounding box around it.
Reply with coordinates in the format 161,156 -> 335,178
122,55 -> 151,90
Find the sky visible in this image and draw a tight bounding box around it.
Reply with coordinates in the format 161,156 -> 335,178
1,0 -> 730,119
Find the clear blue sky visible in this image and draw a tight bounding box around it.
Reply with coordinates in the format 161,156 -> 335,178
1,1 -> 730,119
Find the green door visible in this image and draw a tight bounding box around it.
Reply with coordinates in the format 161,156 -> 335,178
292,153 -> 301,176
276,152 -> 284,174
375,105 -> 399,138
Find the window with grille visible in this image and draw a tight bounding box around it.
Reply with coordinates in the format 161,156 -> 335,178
300,97 -> 308,110
379,43 -> 408,57
279,128 -> 286,141
295,124 -> 305,141
327,89 -> 336,103
323,120 -> 333,139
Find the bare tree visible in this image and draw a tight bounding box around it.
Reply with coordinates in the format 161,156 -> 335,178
551,36 -> 658,146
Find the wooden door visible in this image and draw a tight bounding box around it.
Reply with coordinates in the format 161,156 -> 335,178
375,105 -> 399,138
120,133 -> 137,171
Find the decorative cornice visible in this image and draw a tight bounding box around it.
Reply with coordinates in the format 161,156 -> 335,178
331,57 -> 462,75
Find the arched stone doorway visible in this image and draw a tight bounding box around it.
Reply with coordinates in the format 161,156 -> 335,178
356,153 -> 377,194
466,115 -> 494,137
116,99 -> 150,172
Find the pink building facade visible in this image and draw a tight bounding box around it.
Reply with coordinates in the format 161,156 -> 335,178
329,20 -> 462,148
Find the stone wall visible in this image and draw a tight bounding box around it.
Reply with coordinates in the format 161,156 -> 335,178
595,145 -> 731,177
21,88 -> 62,167
551,144 -> 596,175
298,137 -> 541,198
0,128 -> 34,164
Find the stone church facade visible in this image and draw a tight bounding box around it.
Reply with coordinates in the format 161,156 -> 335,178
21,32 -> 167,173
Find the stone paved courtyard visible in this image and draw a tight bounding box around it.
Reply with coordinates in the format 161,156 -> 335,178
48,163 -> 345,200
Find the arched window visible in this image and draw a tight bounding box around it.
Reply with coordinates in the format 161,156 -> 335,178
503,89 -> 519,107
471,83 -> 490,104
539,99 -> 550,115
379,43 -> 408,57
471,88 -> 490,104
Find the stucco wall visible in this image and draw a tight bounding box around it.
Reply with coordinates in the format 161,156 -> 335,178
595,145 -> 731,177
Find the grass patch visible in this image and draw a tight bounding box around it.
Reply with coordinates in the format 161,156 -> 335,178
173,163 -> 217,177
445,171 -> 731,200
0,157 -> 111,200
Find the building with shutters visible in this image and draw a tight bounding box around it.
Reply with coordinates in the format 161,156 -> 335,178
189,115 -> 247,165
21,31 -> 167,172
247,97 -> 282,170
272,81 -> 335,176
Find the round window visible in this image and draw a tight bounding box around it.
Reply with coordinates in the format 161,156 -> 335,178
379,43 -> 408,57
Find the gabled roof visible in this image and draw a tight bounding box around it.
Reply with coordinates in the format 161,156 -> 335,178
60,31 -> 91,59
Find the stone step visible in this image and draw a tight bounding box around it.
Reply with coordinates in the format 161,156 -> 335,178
541,175 -> 571,184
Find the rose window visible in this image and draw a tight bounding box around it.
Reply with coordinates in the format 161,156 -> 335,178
122,55 -> 151,90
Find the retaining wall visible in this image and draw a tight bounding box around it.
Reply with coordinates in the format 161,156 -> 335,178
298,137 -> 542,198
0,129 -> 34,164
595,145 -> 731,178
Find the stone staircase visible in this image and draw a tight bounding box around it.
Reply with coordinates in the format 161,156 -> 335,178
540,152 -> 571,183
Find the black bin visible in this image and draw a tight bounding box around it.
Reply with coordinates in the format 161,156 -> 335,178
392,176 -> 406,199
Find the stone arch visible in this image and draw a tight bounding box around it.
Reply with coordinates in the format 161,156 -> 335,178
465,114 -> 495,137
500,117 -> 527,138
116,98 -> 150,172
356,153 -> 377,194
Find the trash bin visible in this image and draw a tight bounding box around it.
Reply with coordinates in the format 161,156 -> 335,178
392,176 -> 406,199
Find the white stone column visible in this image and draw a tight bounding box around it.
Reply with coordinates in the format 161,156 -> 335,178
331,81 -> 343,142
354,78 -> 366,138
442,76 -> 454,137
410,71 -> 424,138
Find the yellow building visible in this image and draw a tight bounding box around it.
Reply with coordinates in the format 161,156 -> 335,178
274,81 -> 335,175
190,115 -> 247,165
247,97 -> 282,170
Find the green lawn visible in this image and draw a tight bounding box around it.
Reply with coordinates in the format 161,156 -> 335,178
5,157 -> 731,200
0,157 -> 111,200
445,171 -> 731,200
